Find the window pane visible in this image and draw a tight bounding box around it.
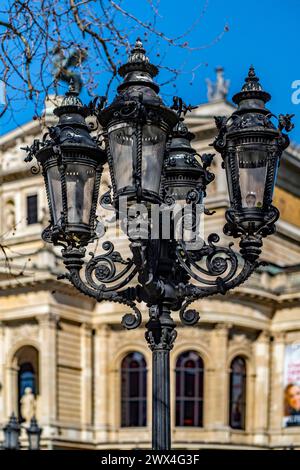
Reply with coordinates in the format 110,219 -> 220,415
27,195 -> 38,225
229,357 -> 246,430
175,351 -> 204,427
121,352 -> 147,427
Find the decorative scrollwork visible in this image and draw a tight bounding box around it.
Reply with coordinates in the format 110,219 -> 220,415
224,205 -> 279,240
85,241 -> 137,292
171,96 -> 197,117
179,256 -> 260,320
179,308 -> 200,326
61,244 -> 142,329
121,310 -> 142,330
176,233 -> 238,286
100,186 -> 113,209
30,162 -> 41,174
41,224 -> 54,244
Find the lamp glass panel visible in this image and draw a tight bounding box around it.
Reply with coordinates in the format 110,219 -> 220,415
28,433 -> 39,450
47,165 -> 63,225
238,148 -> 267,208
65,163 -> 96,224
108,122 -> 134,193
141,124 -> 166,195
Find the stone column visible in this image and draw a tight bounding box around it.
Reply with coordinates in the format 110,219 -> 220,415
209,323 -> 231,433
38,312 -> 58,436
252,330 -> 270,445
80,323 -> 93,438
269,332 -> 286,434
94,324 -> 110,444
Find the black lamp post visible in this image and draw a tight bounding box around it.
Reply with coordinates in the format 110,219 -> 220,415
26,417 -> 42,450
2,414 -> 42,450
24,39 -> 293,450
2,413 -> 20,450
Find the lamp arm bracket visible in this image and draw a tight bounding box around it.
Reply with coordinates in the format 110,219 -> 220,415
178,257 -> 259,325
61,244 -> 142,329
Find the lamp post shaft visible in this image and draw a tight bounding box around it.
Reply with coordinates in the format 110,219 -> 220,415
146,304 -> 177,450
152,348 -> 171,449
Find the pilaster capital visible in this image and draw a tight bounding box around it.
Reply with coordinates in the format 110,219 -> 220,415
272,331 -> 286,343
80,322 -> 93,333
257,330 -> 271,342
94,324 -> 111,336
214,322 -> 232,334
37,312 -> 60,327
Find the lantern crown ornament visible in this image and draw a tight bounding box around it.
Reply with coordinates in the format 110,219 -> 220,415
97,38 -> 178,206
213,66 -> 294,258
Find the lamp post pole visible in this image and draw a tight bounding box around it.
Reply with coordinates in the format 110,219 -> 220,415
146,304 -> 176,450
23,39 -> 294,451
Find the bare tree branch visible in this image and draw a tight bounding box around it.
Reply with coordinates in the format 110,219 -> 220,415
0,0 -> 228,123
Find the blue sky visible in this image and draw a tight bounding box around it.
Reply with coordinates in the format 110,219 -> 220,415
1,0 -> 300,142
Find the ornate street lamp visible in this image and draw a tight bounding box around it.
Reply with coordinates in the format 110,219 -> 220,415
24,40 -> 293,450
26,416 -> 42,450
2,413 -> 20,450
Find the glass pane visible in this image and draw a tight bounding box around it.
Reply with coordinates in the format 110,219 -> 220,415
129,401 -> 139,426
47,165 -> 63,225
65,163 -> 95,224
129,371 -> 139,397
142,124 -> 166,195
230,357 -> 246,429
108,123 -> 134,192
27,195 -> 38,225
175,351 -> 204,427
238,149 -> 267,208
121,352 -> 147,427
184,370 -> 196,397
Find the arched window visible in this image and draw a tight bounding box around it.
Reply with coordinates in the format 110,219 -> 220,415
229,356 -> 246,430
175,350 -> 204,427
13,346 -> 39,421
121,352 -> 147,427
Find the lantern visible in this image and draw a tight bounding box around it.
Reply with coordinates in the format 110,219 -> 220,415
213,66 -> 292,234
3,413 -> 20,450
98,38 -> 178,206
26,416 -> 42,450
35,82 -> 106,246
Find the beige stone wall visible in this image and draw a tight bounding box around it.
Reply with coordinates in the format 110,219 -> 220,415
57,321 -> 82,424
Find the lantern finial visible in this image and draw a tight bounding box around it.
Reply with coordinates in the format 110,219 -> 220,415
233,66 -> 271,105
242,65 -> 262,92
118,37 -> 158,78
127,37 -> 149,65
61,77 -> 83,107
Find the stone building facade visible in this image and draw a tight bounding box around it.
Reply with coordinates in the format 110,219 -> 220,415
0,70 -> 300,449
